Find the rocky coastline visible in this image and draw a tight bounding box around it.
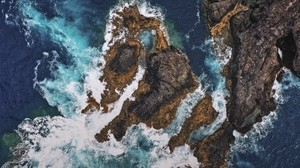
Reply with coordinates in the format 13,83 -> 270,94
83,1 -> 300,167
203,0 -> 300,167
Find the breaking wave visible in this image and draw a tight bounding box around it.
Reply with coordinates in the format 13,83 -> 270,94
2,1 -> 202,167
190,38 -> 231,142
230,67 -> 300,166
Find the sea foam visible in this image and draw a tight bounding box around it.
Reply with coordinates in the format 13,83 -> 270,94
229,67 -> 300,164
3,1 -> 201,167
189,38 -> 230,141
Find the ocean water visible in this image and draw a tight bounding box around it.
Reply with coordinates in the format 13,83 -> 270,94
0,0 -> 300,167
231,69 -> 300,168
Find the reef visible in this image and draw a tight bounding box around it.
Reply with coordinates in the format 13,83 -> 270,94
82,1 -> 300,167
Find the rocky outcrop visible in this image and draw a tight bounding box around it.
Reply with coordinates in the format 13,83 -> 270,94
292,18 -> 300,76
168,94 -> 217,152
192,121 -> 234,168
201,0 -> 300,167
227,0 -> 300,133
205,0 -> 238,25
95,46 -> 199,142
99,40 -> 144,112
82,5 -> 170,113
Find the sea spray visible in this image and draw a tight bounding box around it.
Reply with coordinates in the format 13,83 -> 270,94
7,0 -> 108,116
5,115 -> 200,167
165,76 -> 207,135
190,37 -> 231,142
230,68 -> 300,156
3,1 -> 201,167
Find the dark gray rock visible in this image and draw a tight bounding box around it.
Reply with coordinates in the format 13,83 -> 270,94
292,18 -> 300,76
110,45 -> 137,74
131,47 -> 195,120
227,0 -> 300,132
206,0 -> 237,24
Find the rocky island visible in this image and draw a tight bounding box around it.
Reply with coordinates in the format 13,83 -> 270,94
82,1 -> 300,167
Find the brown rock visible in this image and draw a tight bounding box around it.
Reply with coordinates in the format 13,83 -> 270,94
193,121 -> 234,168
99,40 -> 143,112
81,91 -> 100,114
82,4 -> 170,113
207,0 -> 238,24
168,94 -> 217,152
96,47 -> 199,142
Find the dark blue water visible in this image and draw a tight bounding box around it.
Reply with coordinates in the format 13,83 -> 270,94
149,0 -> 210,76
0,2 -> 61,164
0,0 -> 115,165
233,86 -> 300,168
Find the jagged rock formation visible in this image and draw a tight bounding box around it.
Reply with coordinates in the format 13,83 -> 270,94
82,5 -> 169,113
83,1 -> 299,167
201,0 -> 300,167
192,121 -> 234,168
227,0 -> 300,133
95,46 -> 199,142
83,4 -> 220,167
168,94 -> 217,152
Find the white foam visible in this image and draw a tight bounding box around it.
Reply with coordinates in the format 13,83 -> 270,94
33,52 -> 51,89
231,111 -> 278,154
230,70 -> 284,156
277,48 -> 283,60
137,1 -> 163,19
4,1 -> 201,167
9,115 -> 200,167
212,37 -> 232,67
151,144 -> 200,168
83,68 -> 105,103
190,38 -> 230,140
101,3 -> 128,55
129,124 -> 200,168
107,65 -> 145,113
281,67 -> 300,91
48,51 -> 60,72
33,60 -> 42,89
165,77 -> 206,135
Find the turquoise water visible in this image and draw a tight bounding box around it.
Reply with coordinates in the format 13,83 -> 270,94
139,30 -> 155,51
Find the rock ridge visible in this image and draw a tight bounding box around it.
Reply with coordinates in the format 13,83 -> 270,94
202,0 -> 300,167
